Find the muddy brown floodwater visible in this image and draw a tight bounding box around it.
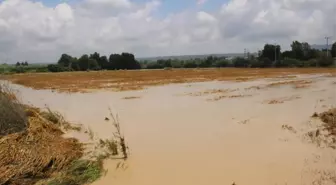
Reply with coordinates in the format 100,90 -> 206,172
6,74 -> 336,185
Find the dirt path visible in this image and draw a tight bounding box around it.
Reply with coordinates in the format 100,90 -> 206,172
8,74 -> 336,185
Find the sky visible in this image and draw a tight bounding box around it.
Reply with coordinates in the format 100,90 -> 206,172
0,0 -> 335,63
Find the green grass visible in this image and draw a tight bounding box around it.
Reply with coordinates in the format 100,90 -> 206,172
45,160 -> 103,185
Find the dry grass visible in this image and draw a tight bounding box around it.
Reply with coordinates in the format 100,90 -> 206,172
266,80 -> 313,89
5,68 -> 336,93
245,85 -> 266,90
0,84 -> 28,136
0,84 -> 103,185
122,96 -> 141,100
318,108 -> 336,136
266,95 -> 301,104
0,108 -> 83,185
207,94 -> 253,101
186,88 -> 237,96
281,124 -> 297,134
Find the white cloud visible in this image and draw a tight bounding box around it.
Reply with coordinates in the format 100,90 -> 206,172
197,0 -> 207,5
197,11 -> 216,23
0,0 -> 335,63
84,0 -> 131,8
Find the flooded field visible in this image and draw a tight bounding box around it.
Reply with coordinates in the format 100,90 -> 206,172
5,70 -> 336,185
6,68 -> 336,92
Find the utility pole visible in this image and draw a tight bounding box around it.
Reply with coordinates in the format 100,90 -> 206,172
325,36 -> 331,57
274,43 -> 277,65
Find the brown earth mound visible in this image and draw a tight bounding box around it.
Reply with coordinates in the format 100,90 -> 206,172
319,108 -> 336,136
0,108 -> 83,185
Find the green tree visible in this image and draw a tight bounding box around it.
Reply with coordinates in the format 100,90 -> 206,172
261,44 -> 281,62
331,42 -> 336,58
58,54 -> 73,67
99,56 -> 109,69
291,41 -> 304,60
88,59 -> 100,70
281,51 -> 293,59
318,55 -> 334,67
233,57 -> 250,67
213,59 -> 229,67
78,55 -> 89,71
70,57 -> 79,71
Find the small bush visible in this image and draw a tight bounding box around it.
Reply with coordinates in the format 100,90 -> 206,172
47,64 -> 65,72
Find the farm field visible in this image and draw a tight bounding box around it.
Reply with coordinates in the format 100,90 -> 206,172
5,68 -> 336,92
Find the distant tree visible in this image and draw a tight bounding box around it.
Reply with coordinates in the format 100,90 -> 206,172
318,55 -> 334,67
146,62 -> 163,69
16,62 -> 20,66
278,58 -> 302,67
88,59 -> 100,70
233,57 -> 250,67
171,60 -> 183,68
157,59 -> 172,68
213,59 -> 229,67
24,61 -> 28,66
291,41 -> 304,60
331,42 -> 336,58
281,51 -> 293,59
70,57 -> 79,71
99,56 -> 109,69
250,59 -> 263,68
58,54 -> 73,67
47,64 -> 64,72
108,53 -> 140,70
183,61 -> 197,68
260,44 -> 281,62
89,52 -> 100,61
259,57 -> 273,68
78,54 -> 89,71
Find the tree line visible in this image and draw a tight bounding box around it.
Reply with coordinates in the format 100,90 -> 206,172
48,52 -> 141,72
144,41 -> 336,69
46,41 -> 335,72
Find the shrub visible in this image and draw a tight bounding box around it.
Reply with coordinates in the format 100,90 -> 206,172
318,56 -> 334,67
47,64 -> 65,72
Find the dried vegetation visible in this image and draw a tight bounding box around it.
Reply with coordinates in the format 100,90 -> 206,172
5,68 -> 336,93
0,85 -> 112,185
266,80 -> 313,89
186,88 -> 237,96
266,95 -> 301,104
122,96 -> 141,100
318,108 -> 336,137
0,90 -> 83,185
